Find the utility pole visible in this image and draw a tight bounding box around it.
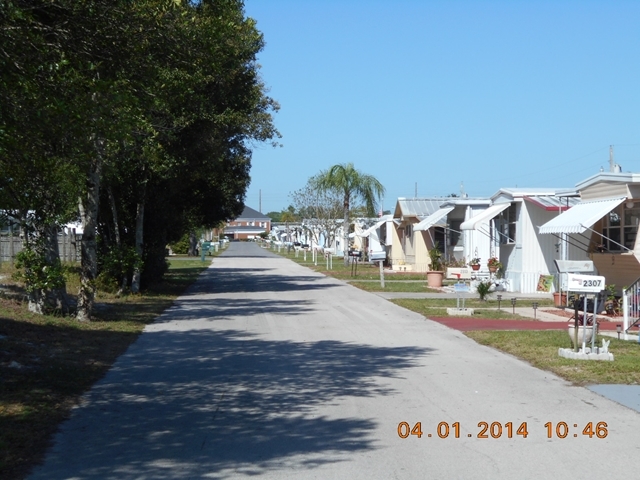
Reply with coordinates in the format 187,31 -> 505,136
259,189 -> 262,212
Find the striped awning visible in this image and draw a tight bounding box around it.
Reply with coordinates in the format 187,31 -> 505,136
538,196 -> 626,234
414,206 -> 454,231
359,219 -> 385,238
460,203 -> 510,231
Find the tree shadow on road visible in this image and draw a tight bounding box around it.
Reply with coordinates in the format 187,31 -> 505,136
185,267 -> 338,295
31,328 -> 433,479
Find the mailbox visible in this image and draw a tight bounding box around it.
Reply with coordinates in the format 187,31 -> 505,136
369,251 -> 386,261
446,267 -> 472,280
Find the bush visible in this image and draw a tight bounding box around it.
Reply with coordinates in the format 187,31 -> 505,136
14,247 -> 66,294
476,279 -> 493,301
168,233 -> 190,255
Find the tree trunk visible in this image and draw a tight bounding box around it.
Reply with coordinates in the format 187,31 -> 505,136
188,231 -> 198,256
27,224 -> 70,315
107,185 -> 128,294
343,197 -> 350,266
130,200 -> 144,293
77,142 -> 103,322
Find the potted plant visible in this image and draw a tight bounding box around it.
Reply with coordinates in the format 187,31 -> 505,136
487,256 -> 502,273
553,291 -> 567,307
427,243 -> 444,287
468,257 -> 481,271
552,275 -> 566,307
568,313 -> 597,348
604,284 -> 620,316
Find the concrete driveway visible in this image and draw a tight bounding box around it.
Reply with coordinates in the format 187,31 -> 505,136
30,242 -> 640,479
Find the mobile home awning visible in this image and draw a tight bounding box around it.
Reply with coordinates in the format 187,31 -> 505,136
538,196 -> 626,234
460,203 -> 510,230
414,206 -> 454,231
359,218 -> 386,238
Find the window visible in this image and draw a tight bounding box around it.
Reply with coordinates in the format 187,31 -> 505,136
604,205 -> 640,251
434,227 -> 445,249
379,223 -> 387,245
494,204 -> 516,244
448,220 -> 463,247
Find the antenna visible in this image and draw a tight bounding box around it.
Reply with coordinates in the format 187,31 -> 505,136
609,145 -> 614,172
415,182 -> 417,198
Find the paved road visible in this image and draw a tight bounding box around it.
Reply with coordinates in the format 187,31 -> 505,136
30,243 -> 640,479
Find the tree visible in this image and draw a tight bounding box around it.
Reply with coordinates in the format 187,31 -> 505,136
291,176 -> 343,249
316,163 -> 385,265
0,0 -> 91,314
266,211 -> 282,222
1,0 -> 280,318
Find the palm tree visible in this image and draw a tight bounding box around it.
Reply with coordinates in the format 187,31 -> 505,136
317,163 -> 385,265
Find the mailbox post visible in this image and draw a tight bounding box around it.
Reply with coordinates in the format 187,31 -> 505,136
370,251 -> 386,288
567,273 -> 605,352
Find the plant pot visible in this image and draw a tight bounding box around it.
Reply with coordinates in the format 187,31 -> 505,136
488,266 -> 497,273
426,271 -> 444,288
568,325 -> 594,347
553,292 -> 567,307
471,264 -> 480,271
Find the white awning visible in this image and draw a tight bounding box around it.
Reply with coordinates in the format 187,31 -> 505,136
414,206 -> 454,231
538,196 -> 626,234
358,218 -> 385,238
460,203 -> 510,230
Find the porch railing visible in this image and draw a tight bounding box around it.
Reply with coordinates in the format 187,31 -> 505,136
622,277 -> 640,335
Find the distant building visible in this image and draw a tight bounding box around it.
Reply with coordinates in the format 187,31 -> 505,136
223,206 -> 271,240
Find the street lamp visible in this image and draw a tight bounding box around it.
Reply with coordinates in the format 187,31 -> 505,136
496,294 -> 502,311
617,324 -> 622,340
511,297 -> 517,314
532,302 -> 539,320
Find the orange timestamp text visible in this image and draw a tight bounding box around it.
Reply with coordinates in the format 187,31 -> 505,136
397,421 -> 608,439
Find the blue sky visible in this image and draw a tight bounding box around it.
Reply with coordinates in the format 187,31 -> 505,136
243,0 -> 640,214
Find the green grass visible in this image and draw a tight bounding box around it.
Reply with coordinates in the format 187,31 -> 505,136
349,281 -> 439,293
272,248 -> 429,280
391,297 -> 554,312
391,298 -> 530,319
390,296 -> 640,385
0,256 -> 215,480
466,330 -> 640,386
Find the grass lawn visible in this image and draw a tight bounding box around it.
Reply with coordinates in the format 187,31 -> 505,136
391,297 -> 555,315
466,330 -> 640,386
392,297 -> 640,385
349,281 -> 439,293
0,256 -> 215,480
273,248 -> 429,281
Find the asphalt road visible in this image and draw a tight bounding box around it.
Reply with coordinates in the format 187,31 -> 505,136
30,242 -> 640,479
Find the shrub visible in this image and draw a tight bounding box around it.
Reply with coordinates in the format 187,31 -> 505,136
168,233 -> 190,255
476,279 -> 493,301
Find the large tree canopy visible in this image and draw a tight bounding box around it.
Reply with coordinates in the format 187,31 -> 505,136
0,0 -> 280,317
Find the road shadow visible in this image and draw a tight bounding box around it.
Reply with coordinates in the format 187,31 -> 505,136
30,329 -> 433,479
184,267 -> 338,295
155,297 -> 315,322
